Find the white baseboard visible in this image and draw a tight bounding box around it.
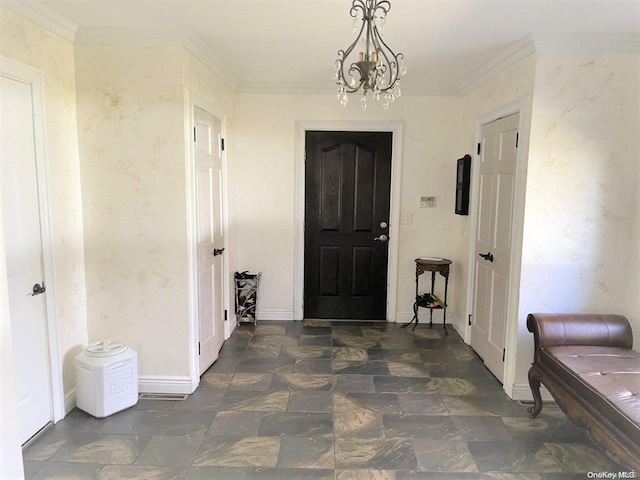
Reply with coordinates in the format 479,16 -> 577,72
64,388 -> 76,415
138,375 -> 196,394
507,382 -> 554,402
256,309 -> 295,321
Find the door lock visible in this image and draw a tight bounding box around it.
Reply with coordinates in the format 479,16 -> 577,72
374,234 -> 389,242
478,252 -> 494,262
213,248 -> 225,256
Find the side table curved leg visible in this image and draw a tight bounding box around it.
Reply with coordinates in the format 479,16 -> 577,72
402,301 -> 419,329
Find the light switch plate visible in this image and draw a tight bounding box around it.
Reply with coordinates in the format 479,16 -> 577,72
400,211 -> 413,224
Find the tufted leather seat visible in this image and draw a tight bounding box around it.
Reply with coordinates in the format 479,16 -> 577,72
527,313 -> 640,470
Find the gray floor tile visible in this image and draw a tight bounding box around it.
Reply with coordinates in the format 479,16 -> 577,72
452,416 -> 514,441
413,435 -> 479,473
277,436 -> 334,469
383,414 -> 458,439
95,465 -> 188,479
135,433 -> 205,466
208,411 -> 265,436
178,466 -> 249,480
246,467 -> 333,480
51,433 -> 150,464
335,438 -> 418,470
22,460 -> 44,480
193,436 -> 281,468
133,411 -> 214,435
258,412 -> 333,437
467,440 -> 563,473
31,462 -> 103,480
287,391 -> 333,413
23,320 -> 622,479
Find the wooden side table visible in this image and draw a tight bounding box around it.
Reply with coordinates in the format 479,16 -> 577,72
402,258 -> 452,334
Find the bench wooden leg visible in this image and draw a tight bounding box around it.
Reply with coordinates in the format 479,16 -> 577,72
527,367 -> 543,418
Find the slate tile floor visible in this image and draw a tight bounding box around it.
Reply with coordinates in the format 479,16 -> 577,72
23,320 -> 629,479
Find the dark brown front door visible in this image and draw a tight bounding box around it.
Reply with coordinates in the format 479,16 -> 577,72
304,131 -> 392,319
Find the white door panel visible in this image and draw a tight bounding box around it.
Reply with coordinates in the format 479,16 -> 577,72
194,107 -> 225,375
1,75 -> 52,443
471,112 -> 519,383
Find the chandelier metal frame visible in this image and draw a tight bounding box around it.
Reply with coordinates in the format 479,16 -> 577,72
334,0 -> 406,109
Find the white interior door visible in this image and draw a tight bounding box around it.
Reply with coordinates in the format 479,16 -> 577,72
470,112 -> 519,382
1,75 -> 52,443
194,106 -> 225,375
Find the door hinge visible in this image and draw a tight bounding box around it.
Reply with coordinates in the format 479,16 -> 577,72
468,314 -> 472,326
477,142 -> 481,155
304,150 -> 307,162
515,132 -> 519,148
224,310 -> 228,321
198,342 -> 201,355
221,138 -> 225,151
194,126 -> 196,143
502,348 -> 506,362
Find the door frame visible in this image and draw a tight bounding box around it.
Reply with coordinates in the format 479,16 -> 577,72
0,55 -> 64,423
294,120 -> 404,321
186,91 -> 230,391
464,97 -> 531,395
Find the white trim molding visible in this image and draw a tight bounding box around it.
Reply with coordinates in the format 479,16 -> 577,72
257,309 -> 295,322
75,27 -> 238,91
293,120 -> 403,323
0,0 -> 77,42
460,34 -> 537,95
507,383 -> 554,403
138,376 -> 196,394
185,91 -> 231,388
64,388 -> 76,416
464,97 -> 532,394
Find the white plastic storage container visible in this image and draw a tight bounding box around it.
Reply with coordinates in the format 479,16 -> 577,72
75,340 -> 138,418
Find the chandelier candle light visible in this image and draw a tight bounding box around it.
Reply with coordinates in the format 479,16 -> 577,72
333,0 -> 406,110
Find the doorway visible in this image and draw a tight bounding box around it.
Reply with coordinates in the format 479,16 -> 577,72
1,72 -> 54,444
304,131 -> 392,320
470,112 -> 520,383
193,106 -> 226,375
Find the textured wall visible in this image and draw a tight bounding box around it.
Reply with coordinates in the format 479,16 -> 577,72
0,6 -> 87,395
75,45 -> 191,378
234,94 -> 465,322
518,51 -> 640,380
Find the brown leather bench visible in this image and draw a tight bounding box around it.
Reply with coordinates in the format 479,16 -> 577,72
527,313 -> 640,470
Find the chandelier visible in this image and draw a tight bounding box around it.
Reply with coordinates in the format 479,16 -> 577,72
333,0 -> 406,110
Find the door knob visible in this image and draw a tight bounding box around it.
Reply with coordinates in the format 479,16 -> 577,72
213,248 -> 225,256
28,283 -> 46,296
478,252 -> 494,262
374,234 -> 389,242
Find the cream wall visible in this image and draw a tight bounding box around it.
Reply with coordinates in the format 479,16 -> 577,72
518,51 -> 640,381
75,45 -> 191,379
0,7 -> 87,396
234,94 -> 465,323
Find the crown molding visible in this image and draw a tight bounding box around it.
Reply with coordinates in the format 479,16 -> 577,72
531,33 -> 640,52
0,0 -> 77,42
460,32 -> 640,95
74,26 -> 238,91
459,34 -> 537,96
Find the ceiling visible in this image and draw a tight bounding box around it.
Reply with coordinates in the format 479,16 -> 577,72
32,0 -> 640,95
